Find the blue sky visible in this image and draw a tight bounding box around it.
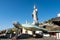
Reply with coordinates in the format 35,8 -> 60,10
0,0 -> 60,30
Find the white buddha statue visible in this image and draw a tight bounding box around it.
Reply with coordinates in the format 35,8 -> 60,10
32,5 -> 39,26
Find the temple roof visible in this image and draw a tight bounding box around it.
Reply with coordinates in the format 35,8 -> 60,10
52,17 -> 60,21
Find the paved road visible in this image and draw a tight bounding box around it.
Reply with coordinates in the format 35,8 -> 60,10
0,34 -> 57,40
0,37 -> 57,40
18,37 -> 57,40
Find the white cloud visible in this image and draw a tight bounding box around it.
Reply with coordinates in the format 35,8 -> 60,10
57,13 -> 60,17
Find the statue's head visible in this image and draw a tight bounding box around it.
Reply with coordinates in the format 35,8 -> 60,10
34,5 -> 38,12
